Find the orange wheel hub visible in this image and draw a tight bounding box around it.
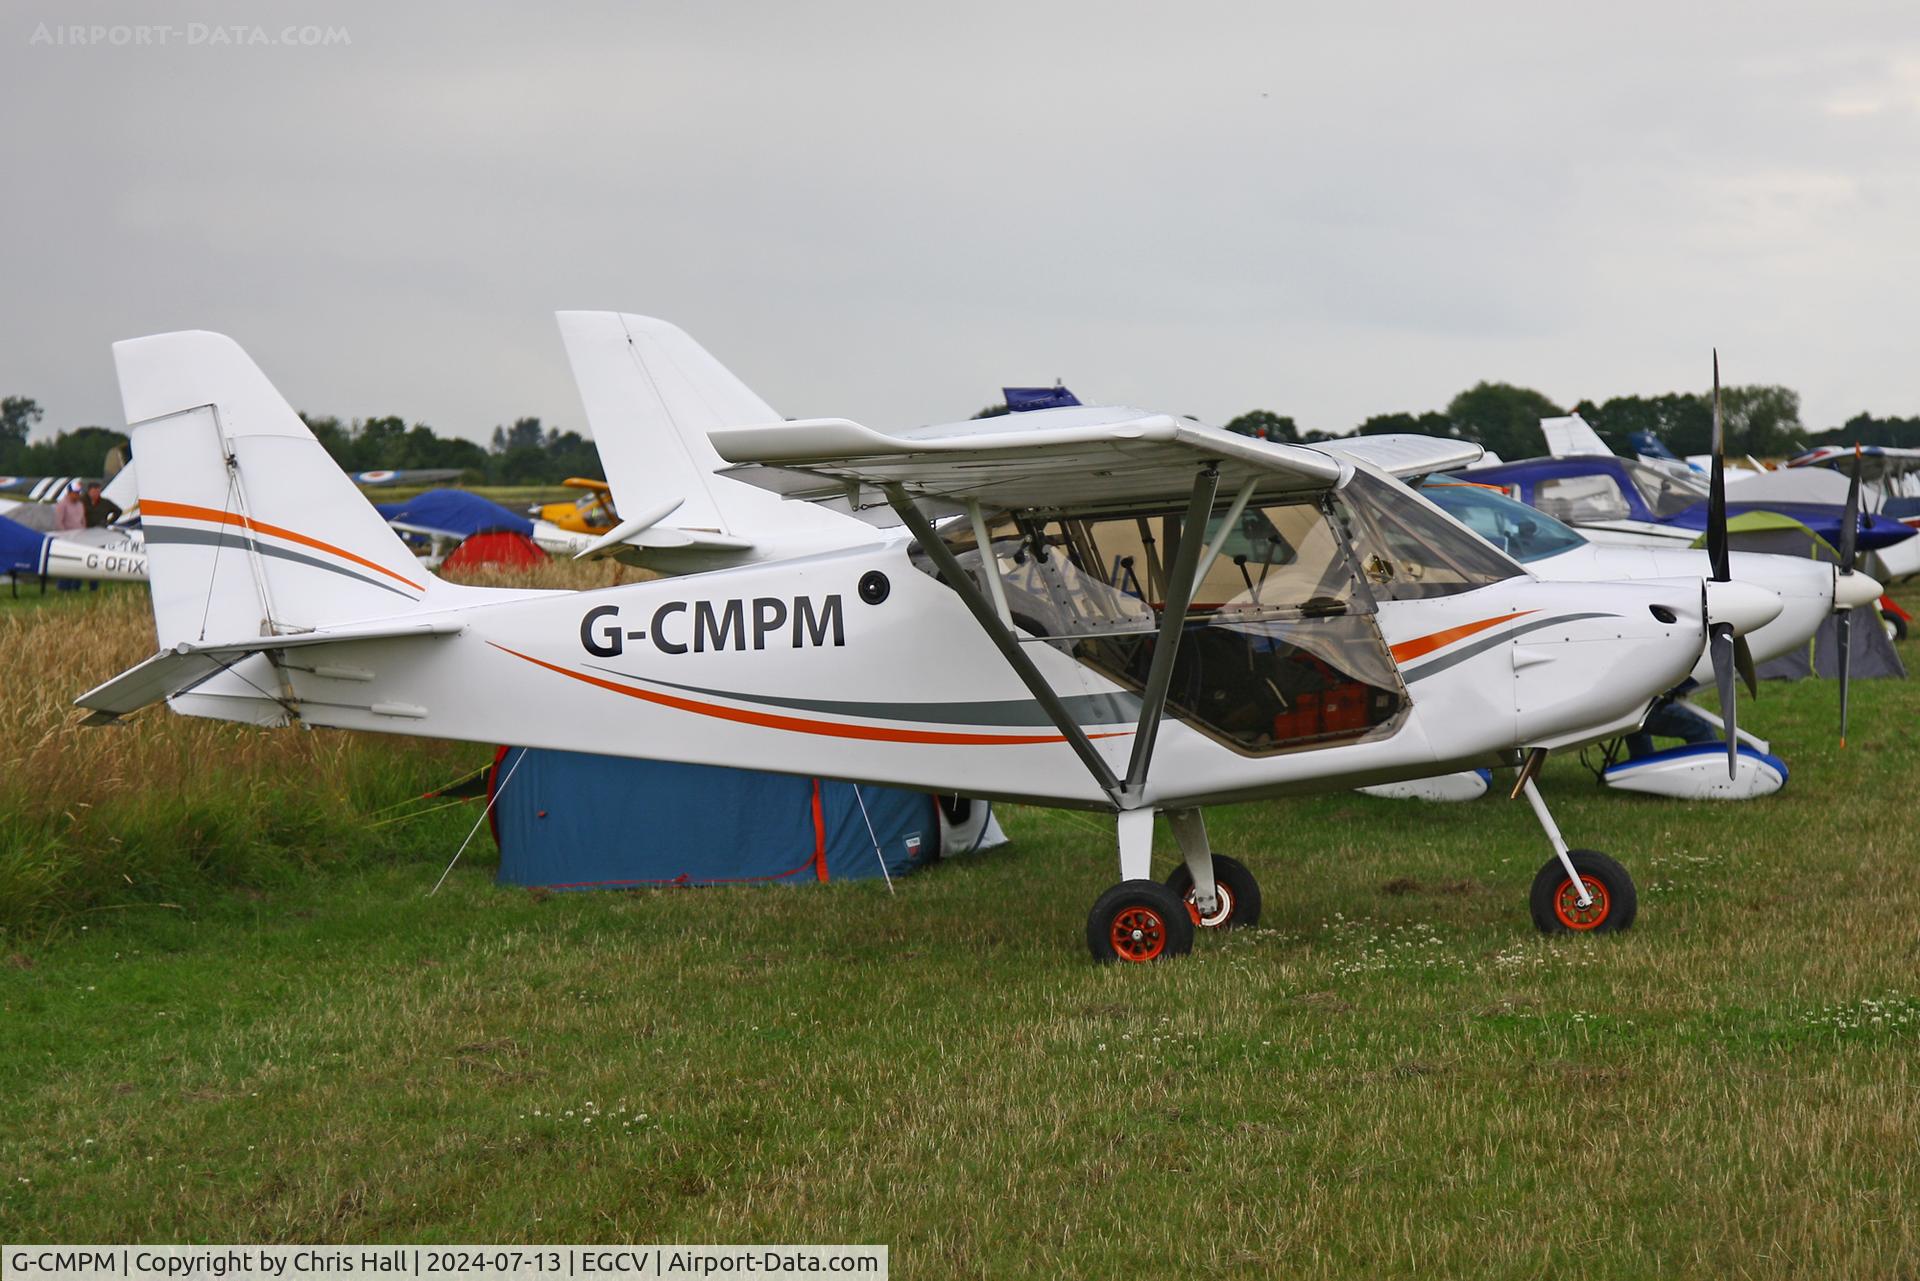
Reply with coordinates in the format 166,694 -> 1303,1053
1183,883 -> 1236,929
1553,875 -> 1611,930
1110,906 -> 1169,962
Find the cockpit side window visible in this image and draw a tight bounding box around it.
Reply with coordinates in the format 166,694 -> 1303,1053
1419,481 -> 1588,563
907,490 -> 1409,756
1335,470 -> 1527,600
1534,473 -> 1632,523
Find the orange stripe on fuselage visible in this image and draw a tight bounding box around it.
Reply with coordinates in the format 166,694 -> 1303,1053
490,642 -> 1131,748
141,498 -> 425,593
1389,610 -> 1536,664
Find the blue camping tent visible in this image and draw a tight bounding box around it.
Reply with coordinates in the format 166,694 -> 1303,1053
488,748 -> 941,887
375,489 -> 532,537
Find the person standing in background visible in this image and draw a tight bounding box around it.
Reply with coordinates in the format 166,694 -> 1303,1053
53,480 -> 86,591
81,481 -> 119,528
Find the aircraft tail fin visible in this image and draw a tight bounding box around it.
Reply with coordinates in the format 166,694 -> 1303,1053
1539,413 -> 1614,459
556,311 -> 866,554
113,330 -> 444,652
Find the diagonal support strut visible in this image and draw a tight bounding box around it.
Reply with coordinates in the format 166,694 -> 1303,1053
1122,465 -> 1220,800
885,485 -> 1125,804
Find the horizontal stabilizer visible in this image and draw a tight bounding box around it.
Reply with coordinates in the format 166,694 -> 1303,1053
75,617 -> 464,721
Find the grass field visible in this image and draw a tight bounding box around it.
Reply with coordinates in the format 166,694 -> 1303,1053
2,581 -> 1917,1276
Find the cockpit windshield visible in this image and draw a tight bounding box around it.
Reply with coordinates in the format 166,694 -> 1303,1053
1333,470 -> 1528,599
1622,459 -> 1708,519
1418,481 -> 1588,563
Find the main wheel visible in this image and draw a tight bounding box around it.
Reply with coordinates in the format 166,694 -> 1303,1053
1529,850 -> 1637,935
1164,854 -> 1263,930
1087,880 -> 1195,964
1885,612 -> 1908,643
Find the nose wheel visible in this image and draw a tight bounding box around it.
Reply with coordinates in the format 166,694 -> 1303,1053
1087,880 -> 1195,963
1529,849 -> 1637,934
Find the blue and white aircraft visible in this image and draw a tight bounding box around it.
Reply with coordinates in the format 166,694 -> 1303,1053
1460,416 -> 1915,559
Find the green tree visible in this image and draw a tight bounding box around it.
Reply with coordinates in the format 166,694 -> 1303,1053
1355,410 -> 1458,439
301,414 -> 354,468
1,396 -> 43,468
1807,413 -> 1920,449
1445,383 -> 1565,458
1572,394 -> 1707,456
1718,385 -> 1804,457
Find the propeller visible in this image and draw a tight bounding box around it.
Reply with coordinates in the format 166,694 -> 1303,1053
1836,444 -> 1862,746
1703,350 -> 1755,779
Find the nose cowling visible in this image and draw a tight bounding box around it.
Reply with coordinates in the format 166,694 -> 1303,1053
1703,579 -> 1784,637
1834,567 -> 1884,611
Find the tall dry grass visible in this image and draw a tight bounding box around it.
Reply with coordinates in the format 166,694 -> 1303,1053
0,556 -> 645,933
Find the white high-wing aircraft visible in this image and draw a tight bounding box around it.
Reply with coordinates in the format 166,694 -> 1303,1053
79,330 -> 1784,961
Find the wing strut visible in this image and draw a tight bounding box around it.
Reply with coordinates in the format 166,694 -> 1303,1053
885,484 -> 1125,804
1121,465 -> 1220,800
885,462 -> 1223,810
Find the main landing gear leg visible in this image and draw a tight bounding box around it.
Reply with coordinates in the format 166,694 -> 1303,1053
1519,777 -> 1637,935
1162,807 -> 1263,931
1086,810 -> 1193,964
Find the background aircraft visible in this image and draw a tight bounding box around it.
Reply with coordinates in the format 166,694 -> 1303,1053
0,510 -> 147,587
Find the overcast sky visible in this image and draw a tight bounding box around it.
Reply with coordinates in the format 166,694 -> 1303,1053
4,1 -> 1917,447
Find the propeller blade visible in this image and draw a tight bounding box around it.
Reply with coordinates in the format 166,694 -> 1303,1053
1839,444 -> 1861,575
1710,620 -> 1739,780
1708,350 -> 1729,583
1734,634 -> 1758,698
1837,608 -> 1853,748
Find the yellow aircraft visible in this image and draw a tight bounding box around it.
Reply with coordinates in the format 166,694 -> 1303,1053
532,477 -> 618,533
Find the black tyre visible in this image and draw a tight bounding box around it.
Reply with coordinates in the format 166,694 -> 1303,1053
1164,854 -> 1263,930
1087,879 -> 1194,964
1529,850 -> 1637,935
1885,613 -> 1908,643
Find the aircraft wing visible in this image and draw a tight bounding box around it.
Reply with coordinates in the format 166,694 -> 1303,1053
710,406 -> 1345,513
350,468 -> 467,488
1788,444 -> 1920,480
75,618 -> 465,722
1314,434 -> 1483,478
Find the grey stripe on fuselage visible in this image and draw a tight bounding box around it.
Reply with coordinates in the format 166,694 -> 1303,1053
1400,612 -> 1623,684
586,665 -> 1144,729
143,525 -> 419,601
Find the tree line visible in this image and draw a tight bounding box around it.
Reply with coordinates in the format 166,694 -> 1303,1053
9,379 -> 1920,486
0,396 -> 606,486
1223,382 -> 1920,458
